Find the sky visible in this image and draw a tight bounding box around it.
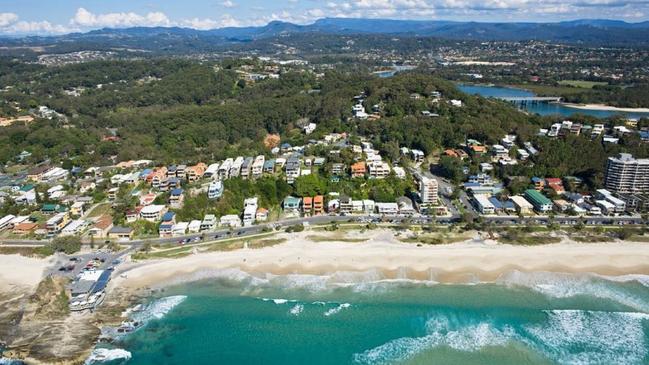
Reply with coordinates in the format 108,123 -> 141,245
0,0 -> 648,35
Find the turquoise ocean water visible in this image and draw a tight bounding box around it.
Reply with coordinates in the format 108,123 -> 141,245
87,269 -> 649,365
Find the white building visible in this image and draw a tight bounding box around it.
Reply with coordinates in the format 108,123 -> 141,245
419,177 -> 439,205
208,180 -> 224,199
393,166 -> 406,179
473,195 -> 496,215
60,219 -> 87,236
172,222 -> 189,236
220,214 -> 242,228
368,161 -> 391,179
139,205 -> 167,222
0,215 -> 16,230
375,202 -> 399,215
218,158 -> 233,179
251,155 -> 265,179
243,197 -> 258,226
204,163 -> 220,179
188,220 -> 202,233
303,122 -> 317,135
200,215 -> 217,231
511,196 -> 534,215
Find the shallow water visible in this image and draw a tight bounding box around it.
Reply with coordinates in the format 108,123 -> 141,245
93,269 -> 649,365
458,84 -> 649,119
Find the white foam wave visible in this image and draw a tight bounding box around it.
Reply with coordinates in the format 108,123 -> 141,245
324,303 -> 351,317
260,297 -> 298,304
593,273 -> 649,288
497,271 -> 649,312
353,315 -> 513,364
84,348 -> 132,364
289,304 -> 304,316
0,359 -> 23,365
355,309 -> 649,365
523,310 -> 649,365
132,295 -> 186,323
151,267 -> 444,294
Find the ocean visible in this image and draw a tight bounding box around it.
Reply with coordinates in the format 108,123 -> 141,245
88,269 -> 649,365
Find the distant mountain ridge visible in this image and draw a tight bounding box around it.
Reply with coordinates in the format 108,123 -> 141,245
3,18 -> 649,49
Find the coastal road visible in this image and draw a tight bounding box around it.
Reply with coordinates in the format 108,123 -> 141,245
0,213 -> 644,248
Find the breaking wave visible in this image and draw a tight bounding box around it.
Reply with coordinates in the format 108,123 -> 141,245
523,310 -> 649,365
353,314 -> 514,364
131,295 -> 187,323
289,304 -> 304,316
84,348 -> 132,364
324,303 -> 351,317
353,310 -> 649,365
497,271 -> 649,312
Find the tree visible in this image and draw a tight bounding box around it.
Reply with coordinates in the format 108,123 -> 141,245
294,173 -> 327,197
438,156 -> 464,183
50,236 -> 82,254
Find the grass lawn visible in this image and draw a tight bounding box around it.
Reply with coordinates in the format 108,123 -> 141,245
400,232 -> 472,245
558,80 -> 608,89
629,235 -> 649,243
499,234 -> 562,246
0,246 -> 45,257
87,203 -> 112,218
307,234 -> 367,243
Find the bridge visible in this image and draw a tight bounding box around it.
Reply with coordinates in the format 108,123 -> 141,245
497,96 -> 563,103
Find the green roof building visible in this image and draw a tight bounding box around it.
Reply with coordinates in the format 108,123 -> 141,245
524,189 -> 553,212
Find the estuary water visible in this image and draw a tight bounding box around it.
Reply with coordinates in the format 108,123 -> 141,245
89,269 -> 649,365
457,84 -> 649,119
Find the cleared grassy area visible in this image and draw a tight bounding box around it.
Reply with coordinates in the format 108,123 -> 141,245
628,235 -> 649,243
499,233 -> 562,246
0,246 -> 46,257
571,235 -> 615,243
133,235 -> 288,259
133,246 -> 192,259
87,203 -> 112,218
306,235 -> 367,243
558,80 -> 608,89
400,232 -> 472,245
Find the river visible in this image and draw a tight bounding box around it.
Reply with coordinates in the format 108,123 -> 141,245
458,84 -> 649,119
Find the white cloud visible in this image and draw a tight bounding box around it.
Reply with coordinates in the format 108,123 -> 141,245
3,1 -> 649,36
10,21 -> 72,34
181,15 -> 241,29
70,7 -> 171,28
0,12 -> 73,34
0,12 -> 19,28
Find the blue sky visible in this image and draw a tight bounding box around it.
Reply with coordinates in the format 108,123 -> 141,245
1,0 -> 648,35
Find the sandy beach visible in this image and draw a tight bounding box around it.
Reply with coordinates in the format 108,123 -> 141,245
112,230 -> 649,290
0,254 -> 51,292
561,102 -> 649,113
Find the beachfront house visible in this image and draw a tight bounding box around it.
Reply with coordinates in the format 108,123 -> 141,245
200,215 -> 217,232
524,189 -> 553,213
220,215 -> 242,228
108,226 -> 134,241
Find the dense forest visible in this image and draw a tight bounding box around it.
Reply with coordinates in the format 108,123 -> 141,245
1,58 -> 648,191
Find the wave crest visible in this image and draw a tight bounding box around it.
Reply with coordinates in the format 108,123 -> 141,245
84,348 -> 131,364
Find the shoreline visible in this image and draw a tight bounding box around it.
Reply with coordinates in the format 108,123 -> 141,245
111,230 -> 649,292
462,82 -> 649,114
3,229 -> 649,363
560,102 -> 649,113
